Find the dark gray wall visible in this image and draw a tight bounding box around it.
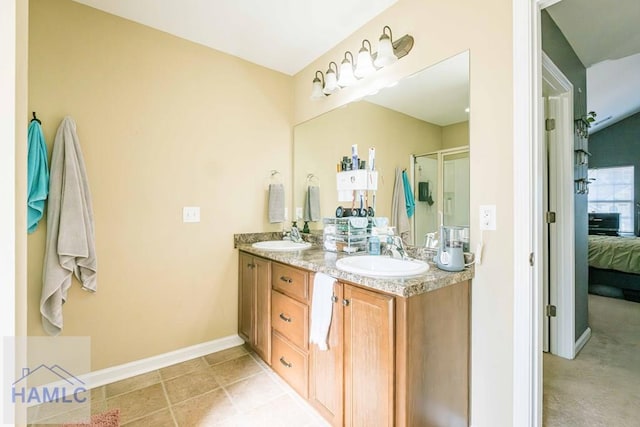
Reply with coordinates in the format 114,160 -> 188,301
589,112 -> 640,235
541,10 -> 589,342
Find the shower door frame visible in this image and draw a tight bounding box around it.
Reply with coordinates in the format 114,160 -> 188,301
411,146 -> 470,245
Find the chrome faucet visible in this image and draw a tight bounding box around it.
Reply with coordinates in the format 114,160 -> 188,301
283,222 -> 303,243
384,235 -> 409,260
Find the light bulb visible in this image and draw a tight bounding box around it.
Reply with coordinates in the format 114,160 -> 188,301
355,40 -> 375,78
374,26 -> 398,68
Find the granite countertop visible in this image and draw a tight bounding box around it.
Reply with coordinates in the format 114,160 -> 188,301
234,232 -> 474,298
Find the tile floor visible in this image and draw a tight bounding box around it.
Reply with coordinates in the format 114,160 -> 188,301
29,345 -> 329,426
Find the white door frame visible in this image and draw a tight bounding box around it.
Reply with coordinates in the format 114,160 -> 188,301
542,52 -> 576,359
513,0 -> 564,426
1,0 -> 18,420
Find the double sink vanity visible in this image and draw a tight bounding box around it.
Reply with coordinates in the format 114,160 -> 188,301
235,233 -> 473,427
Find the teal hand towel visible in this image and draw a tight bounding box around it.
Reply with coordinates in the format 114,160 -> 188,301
27,120 -> 49,233
402,170 -> 415,218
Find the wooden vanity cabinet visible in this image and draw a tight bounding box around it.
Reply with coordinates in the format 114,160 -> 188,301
239,252 -> 470,427
309,281 -> 394,427
309,279 -> 470,427
238,252 -> 271,364
270,262 -> 310,398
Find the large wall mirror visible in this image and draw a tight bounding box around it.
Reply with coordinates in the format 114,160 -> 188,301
293,50 -> 470,246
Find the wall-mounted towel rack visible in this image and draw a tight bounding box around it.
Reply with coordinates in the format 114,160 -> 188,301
270,170 -> 282,183
306,173 -> 319,185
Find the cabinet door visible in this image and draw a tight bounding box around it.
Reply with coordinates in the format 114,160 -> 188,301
344,284 -> 394,427
309,280 -> 343,426
238,253 -> 255,343
254,257 -> 271,364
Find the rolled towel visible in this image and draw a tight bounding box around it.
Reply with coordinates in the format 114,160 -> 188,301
268,183 -> 285,223
309,273 -> 335,351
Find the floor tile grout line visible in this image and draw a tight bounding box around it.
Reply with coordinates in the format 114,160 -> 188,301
159,379 -> 179,427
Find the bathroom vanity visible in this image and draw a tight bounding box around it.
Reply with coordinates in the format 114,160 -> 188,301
236,236 -> 472,427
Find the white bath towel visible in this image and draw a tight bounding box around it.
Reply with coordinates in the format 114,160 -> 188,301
309,273 -> 336,351
41,116 -> 97,336
268,183 -> 285,223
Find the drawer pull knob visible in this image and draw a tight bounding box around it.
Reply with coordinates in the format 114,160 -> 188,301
279,357 -> 292,368
342,299 -> 350,306
280,276 -> 293,284
331,295 -> 338,303
247,263 -> 256,268
279,313 -> 292,323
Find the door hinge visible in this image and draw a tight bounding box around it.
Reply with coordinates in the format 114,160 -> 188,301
545,118 -> 556,131
546,305 -> 557,317
545,211 -> 556,224
529,252 -> 534,266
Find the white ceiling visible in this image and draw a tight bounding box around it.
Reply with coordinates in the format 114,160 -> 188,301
546,0 -> 640,133
73,0 -> 398,76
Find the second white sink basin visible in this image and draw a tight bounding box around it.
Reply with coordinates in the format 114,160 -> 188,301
251,240 -> 312,251
335,255 -> 429,278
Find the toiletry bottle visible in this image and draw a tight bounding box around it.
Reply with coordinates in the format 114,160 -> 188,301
368,235 -> 380,255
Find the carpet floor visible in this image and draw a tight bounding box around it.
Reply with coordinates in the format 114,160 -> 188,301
543,294 -> 640,426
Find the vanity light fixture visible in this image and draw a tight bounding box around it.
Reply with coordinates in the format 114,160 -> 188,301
354,39 -> 375,78
323,62 -> 339,95
337,51 -> 357,87
310,26 -> 414,100
374,26 -> 398,67
310,70 -> 325,100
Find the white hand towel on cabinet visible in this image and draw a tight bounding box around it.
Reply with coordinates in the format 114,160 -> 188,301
309,273 -> 336,351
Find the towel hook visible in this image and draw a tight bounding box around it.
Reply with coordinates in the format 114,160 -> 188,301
270,170 -> 282,184
306,173 -> 319,185
31,112 -> 41,124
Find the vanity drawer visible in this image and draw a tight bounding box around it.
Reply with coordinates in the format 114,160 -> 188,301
272,331 -> 308,398
272,263 -> 309,302
272,290 -> 309,350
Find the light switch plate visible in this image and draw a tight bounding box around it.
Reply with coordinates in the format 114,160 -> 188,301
183,206 -> 200,223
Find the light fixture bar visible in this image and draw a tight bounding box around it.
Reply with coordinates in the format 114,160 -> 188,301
311,26 -> 414,101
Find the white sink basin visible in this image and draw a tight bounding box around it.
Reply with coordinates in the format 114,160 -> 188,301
335,255 -> 429,278
251,240 -> 312,251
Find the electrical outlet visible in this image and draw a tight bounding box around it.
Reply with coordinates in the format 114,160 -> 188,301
183,206 -> 200,223
296,207 -> 303,220
479,205 -> 496,230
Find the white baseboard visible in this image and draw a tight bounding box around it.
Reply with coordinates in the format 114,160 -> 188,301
574,327 -> 591,356
83,334 -> 244,390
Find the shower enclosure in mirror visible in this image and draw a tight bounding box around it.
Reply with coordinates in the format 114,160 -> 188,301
413,148 -> 470,246
293,50 -> 470,245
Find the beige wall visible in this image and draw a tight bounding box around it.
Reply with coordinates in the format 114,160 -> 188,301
16,0 -> 29,342
442,121 -> 469,149
293,101 -> 441,227
27,0 -> 293,370
293,0 -> 514,425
